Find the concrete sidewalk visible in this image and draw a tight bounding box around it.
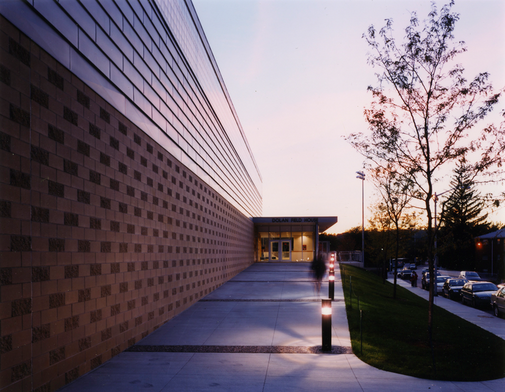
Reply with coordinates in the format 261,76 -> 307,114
389,276 -> 505,340
59,263 -> 505,392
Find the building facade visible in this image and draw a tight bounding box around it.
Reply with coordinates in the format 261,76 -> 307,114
0,1 -> 262,390
253,217 -> 337,262
475,229 -> 505,280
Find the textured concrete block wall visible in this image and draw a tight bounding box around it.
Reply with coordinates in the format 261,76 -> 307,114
0,17 -> 254,392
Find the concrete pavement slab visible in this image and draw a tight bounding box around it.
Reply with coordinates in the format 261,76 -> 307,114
58,263 -> 505,392
90,352 -> 192,375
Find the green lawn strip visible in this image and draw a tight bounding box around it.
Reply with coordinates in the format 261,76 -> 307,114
340,264 -> 505,381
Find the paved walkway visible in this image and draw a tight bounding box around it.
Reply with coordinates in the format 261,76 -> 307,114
59,263 -> 505,392
389,276 -> 505,340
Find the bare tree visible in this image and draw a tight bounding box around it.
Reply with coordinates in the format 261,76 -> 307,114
371,164 -> 414,298
348,1 -> 505,350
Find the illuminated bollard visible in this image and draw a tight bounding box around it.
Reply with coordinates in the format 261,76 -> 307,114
321,299 -> 332,352
328,273 -> 335,300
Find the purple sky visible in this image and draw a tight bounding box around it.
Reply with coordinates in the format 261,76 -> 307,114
193,0 -> 505,233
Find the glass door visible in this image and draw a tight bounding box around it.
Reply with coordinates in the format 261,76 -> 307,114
269,240 -> 291,261
270,241 -> 279,260
281,240 -> 291,261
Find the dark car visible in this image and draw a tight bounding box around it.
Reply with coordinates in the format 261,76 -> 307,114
491,286 -> 505,317
398,267 -> 413,280
442,278 -> 467,300
460,282 -> 498,308
436,276 -> 451,294
421,270 -> 441,290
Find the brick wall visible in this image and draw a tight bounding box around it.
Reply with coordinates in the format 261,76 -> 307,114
0,17 -> 254,392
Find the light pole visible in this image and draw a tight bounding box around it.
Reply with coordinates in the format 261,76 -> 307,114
356,171 -> 365,266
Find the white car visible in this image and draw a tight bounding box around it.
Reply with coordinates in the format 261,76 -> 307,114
459,271 -> 482,281
491,286 -> 505,317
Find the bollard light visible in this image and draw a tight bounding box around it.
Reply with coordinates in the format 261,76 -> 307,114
321,305 -> 332,315
321,299 -> 332,351
328,273 -> 335,300
321,299 -> 332,315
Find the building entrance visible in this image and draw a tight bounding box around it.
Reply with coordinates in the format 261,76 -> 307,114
254,217 -> 337,263
270,239 -> 291,261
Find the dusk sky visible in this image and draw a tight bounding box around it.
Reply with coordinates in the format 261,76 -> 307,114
192,0 -> 505,234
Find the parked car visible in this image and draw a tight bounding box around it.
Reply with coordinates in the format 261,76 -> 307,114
491,286 -> 505,317
459,271 -> 482,281
436,276 -> 451,294
408,263 -> 417,270
460,281 -> 498,308
421,270 -> 441,290
398,267 -> 413,280
442,278 -> 467,300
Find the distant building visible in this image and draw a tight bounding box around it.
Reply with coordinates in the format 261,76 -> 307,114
475,229 -> 505,280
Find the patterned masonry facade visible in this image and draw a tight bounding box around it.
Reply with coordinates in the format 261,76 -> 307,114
0,17 -> 255,391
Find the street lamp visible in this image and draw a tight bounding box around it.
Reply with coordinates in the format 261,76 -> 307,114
356,171 -> 366,266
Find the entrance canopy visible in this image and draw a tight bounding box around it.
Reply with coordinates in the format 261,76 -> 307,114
477,228 -> 505,240
252,217 -> 338,232
252,217 -> 338,262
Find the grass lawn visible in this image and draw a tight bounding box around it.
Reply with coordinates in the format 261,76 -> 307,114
340,264 -> 505,381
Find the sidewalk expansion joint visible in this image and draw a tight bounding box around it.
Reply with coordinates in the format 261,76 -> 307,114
126,345 -> 353,355
200,299 -> 344,302
229,280 -> 341,283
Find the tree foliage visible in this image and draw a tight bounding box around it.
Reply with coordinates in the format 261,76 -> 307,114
348,1 -> 505,344
369,165 -> 417,295
350,1 -> 504,207
438,162 -> 495,269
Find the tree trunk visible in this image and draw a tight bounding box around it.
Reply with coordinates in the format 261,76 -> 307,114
393,222 -> 400,299
426,192 -> 436,372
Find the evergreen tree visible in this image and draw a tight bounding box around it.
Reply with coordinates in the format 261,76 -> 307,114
439,163 -> 490,270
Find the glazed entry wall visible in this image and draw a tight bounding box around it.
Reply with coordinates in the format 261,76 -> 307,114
253,217 -> 338,263
256,225 -> 315,262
